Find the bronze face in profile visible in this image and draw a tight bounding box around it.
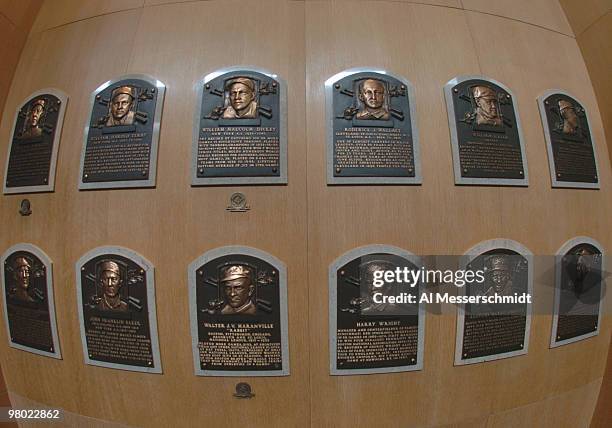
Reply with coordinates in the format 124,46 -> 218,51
106,86 -> 136,127
356,78 -> 390,120
96,260 -> 128,311
219,264 -> 257,315
222,77 -> 258,119
472,85 -> 502,126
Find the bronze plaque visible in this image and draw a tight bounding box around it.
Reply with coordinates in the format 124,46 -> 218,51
455,241 -> 532,365
326,69 -> 421,184
4,90 -> 67,194
552,238 -> 603,347
329,246 -> 424,375
79,75 -> 165,190
76,247 -> 161,373
445,76 -> 528,186
1,244 -> 61,358
189,247 -> 289,376
538,91 -> 599,188
192,67 -> 287,185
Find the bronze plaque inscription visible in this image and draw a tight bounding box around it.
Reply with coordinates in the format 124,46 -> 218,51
328,70 -> 420,184
540,92 -> 598,187
194,69 -> 285,185
2,249 -> 58,355
80,75 -> 164,189
460,250 -> 529,361
78,249 -> 160,372
191,249 -> 289,376
331,250 -> 422,374
446,77 -> 527,185
5,92 -> 65,193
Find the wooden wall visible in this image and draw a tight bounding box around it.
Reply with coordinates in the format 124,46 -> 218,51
559,2 -> 612,426
0,1 -> 610,427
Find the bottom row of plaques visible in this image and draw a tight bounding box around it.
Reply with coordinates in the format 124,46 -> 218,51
1,238 -> 604,376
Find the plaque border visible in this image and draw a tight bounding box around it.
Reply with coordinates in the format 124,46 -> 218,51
550,236 -> 604,348
75,246 -> 162,373
188,245 -> 290,376
3,89 -> 69,194
454,239 -> 533,366
191,66 -> 288,186
537,89 -> 601,189
329,244 -> 426,375
1,243 -> 62,359
78,74 -> 166,190
444,75 -> 529,187
325,68 -> 422,185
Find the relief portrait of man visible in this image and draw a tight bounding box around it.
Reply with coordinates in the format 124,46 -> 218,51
482,255 -> 514,297
106,86 -> 136,127
558,99 -> 579,134
220,264 -> 257,315
567,247 -> 596,296
10,257 -> 35,303
222,77 -> 258,119
472,85 -> 502,126
96,260 -> 128,311
356,78 -> 390,120
359,260 -> 397,313
21,98 -> 46,139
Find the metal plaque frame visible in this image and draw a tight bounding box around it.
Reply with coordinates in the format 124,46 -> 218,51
75,246 -> 162,373
444,75 -> 529,186
329,244 -> 426,375
1,243 -> 62,359
78,74 -> 166,190
191,66 -> 288,186
188,245 -> 290,376
537,89 -> 600,189
454,239 -> 533,365
550,236 -> 604,348
325,68 -> 422,185
3,89 -> 68,194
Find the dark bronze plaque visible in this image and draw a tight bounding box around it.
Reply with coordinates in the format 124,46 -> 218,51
326,69 -> 421,184
552,239 -> 602,347
77,247 -> 161,373
445,76 -> 528,186
192,67 -> 287,185
4,90 -> 67,194
79,75 -> 165,190
538,91 -> 599,188
330,246 -> 424,375
456,242 -> 532,365
1,244 -> 61,358
189,247 -> 289,376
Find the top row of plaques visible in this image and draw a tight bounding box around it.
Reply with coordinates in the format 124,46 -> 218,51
3,68 -> 601,194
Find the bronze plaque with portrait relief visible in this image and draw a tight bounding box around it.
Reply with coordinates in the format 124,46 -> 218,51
76,247 -> 162,373
4,90 -> 67,194
1,244 -> 61,358
552,238 -> 603,347
455,241 -> 533,365
189,247 -> 289,376
192,68 -> 287,185
538,91 -> 599,188
329,246 -> 424,375
445,76 -> 528,186
79,75 -> 165,190
326,69 -> 421,184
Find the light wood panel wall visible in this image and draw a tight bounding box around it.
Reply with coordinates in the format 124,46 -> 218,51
0,1 -> 609,427
559,3 -> 612,426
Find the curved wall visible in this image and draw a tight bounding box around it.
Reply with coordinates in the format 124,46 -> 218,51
0,1 -> 610,427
